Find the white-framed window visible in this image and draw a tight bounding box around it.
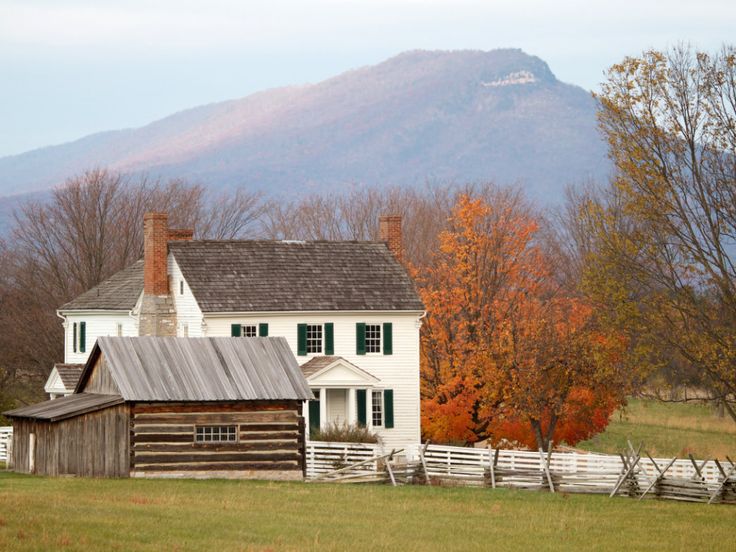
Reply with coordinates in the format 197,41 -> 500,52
116,323 -> 123,337
365,324 -> 381,353
372,390 -> 384,427
306,324 -> 323,354
241,325 -> 257,338
195,425 -> 237,443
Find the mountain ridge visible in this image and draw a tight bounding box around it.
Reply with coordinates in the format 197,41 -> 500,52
0,49 -> 609,202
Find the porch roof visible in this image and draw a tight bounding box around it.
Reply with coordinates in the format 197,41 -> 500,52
299,356 -> 379,387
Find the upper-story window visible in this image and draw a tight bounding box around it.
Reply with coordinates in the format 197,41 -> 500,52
306,324 -> 323,354
179,280 -> 184,295
365,324 -> 381,353
242,325 -> 257,338
231,323 -> 268,337
72,321 -> 87,353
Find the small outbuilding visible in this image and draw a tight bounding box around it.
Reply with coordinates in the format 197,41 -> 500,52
4,336 -> 313,479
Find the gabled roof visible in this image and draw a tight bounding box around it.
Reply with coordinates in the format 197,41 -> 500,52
168,240 -> 423,312
4,393 -> 124,422
54,364 -> 85,389
299,356 -> 379,386
77,336 -> 314,402
60,260 -> 143,311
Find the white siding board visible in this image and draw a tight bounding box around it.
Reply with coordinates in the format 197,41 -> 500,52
168,255 -> 204,337
63,313 -> 138,364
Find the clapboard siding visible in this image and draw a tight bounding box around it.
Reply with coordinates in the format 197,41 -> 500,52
204,313 -> 422,450
169,256 -> 204,337
130,401 -> 304,477
63,313 -> 138,364
11,404 -> 130,477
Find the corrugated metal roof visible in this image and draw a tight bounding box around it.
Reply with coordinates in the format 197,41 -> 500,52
4,393 -> 124,422
80,336 -> 314,402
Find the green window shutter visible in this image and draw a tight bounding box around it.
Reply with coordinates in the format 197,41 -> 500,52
356,322 -> 366,355
308,400 -> 321,435
297,323 -> 307,356
231,324 -> 242,337
356,389 -> 367,427
79,322 -> 86,353
259,323 -> 269,337
384,389 -> 394,428
383,322 -> 393,355
325,323 -> 334,355
73,323 -> 77,353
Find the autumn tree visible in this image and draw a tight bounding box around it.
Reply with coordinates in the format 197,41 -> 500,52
585,45 -> 736,420
418,192 -> 627,450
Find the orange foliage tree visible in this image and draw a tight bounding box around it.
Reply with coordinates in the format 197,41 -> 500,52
417,193 -> 626,450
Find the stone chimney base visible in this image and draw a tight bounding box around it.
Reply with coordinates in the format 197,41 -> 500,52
139,294 -> 177,337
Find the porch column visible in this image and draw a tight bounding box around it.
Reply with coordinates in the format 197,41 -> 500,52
347,388 -> 357,426
302,400 -> 310,440
319,387 -> 327,431
366,389 -> 373,430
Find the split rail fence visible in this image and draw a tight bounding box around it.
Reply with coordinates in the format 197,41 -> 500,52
305,440 -> 736,505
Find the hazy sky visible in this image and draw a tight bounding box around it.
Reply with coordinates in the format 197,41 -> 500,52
1,0 -> 734,157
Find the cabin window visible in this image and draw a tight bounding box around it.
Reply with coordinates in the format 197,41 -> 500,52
306,324 -> 323,354
365,324 -> 381,353
372,390 -> 383,427
195,425 -> 237,443
241,325 -> 257,338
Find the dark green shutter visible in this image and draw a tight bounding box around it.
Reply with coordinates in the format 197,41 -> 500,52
79,322 -> 86,353
356,322 -> 366,355
259,323 -> 268,337
325,323 -> 334,355
73,323 -> 77,353
231,324 -> 241,337
383,322 -> 393,355
356,389 -> 367,426
309,400 -> 320,435
297,324 -> 307,356
384,389 -> 394,428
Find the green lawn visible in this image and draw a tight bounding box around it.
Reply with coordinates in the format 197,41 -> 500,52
1,471 -> 735,551
579,399 -> 736,459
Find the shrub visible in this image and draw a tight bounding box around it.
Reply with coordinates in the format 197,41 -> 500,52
311,422 -> 380,444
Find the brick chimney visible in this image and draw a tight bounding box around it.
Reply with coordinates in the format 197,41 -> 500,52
379,215 -> 402,262
140,213 -> 193,336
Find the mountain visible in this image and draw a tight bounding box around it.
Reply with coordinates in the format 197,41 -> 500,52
0,49 -> 609,203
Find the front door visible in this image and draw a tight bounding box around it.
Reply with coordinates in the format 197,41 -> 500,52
326,388 -> 348,426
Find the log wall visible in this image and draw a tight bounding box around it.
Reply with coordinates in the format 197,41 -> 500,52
130,400 -> 305,479
11,404 -> 130,477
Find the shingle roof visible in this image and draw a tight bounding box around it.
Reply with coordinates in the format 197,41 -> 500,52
4,393 -> 124,422
299,356 -> 342,378
54,364 -> 84,389
60,260 -> 143,311
78,336 -> 314,402
169,240 -> 424,312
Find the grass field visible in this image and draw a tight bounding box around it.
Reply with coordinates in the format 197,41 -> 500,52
579,399 -> 736,459
1,471 -> 735,552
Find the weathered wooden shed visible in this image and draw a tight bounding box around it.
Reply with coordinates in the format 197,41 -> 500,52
4,336 -> 313,479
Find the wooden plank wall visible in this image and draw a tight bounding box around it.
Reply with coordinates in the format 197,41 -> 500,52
11,404 -> 130,477
130,400 -> 305,478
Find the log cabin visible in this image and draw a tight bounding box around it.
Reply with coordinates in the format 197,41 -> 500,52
5,336 -> 313,479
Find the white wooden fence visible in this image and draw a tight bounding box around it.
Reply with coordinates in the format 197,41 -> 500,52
305,441 -> 381,478
0,426 -> 12,464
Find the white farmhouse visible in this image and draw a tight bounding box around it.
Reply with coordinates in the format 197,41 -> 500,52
51,213 -> 424,450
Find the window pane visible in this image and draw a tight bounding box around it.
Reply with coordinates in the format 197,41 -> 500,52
242,325 -> 257,337
365,324 -> 381,353
372,390 -> 383,427
306,324 -> 323,353
195,425 -> 238,443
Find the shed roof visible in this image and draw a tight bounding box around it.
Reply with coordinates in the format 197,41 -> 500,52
78,336 -> 314,402
4,393 -> 124,422
60,260 -> 143,311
